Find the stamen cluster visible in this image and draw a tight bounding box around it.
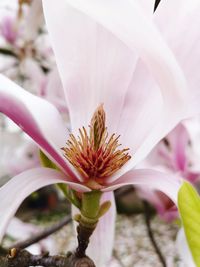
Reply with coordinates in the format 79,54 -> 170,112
62,105 -> 131,188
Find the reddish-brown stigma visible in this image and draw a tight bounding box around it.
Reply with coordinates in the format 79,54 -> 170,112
62,105 -> 131,189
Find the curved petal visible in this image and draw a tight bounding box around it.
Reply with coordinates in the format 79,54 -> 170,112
0,167 -> 90,243
104,169 -> 182,204
72,192 -> 116,266
115,60 -> 162,154
0,74 -> 78,180
42,0 -> 138,134
115,104 -> 188,181
59,0 -> 188,109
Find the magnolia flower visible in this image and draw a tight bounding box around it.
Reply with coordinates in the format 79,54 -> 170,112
0,0 -> 200,265
138,123 -> 200,221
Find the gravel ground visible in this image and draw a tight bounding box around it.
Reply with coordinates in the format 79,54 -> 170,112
54,214 -> 180,267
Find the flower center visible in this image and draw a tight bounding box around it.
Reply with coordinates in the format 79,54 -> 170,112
62,104 -> 131,189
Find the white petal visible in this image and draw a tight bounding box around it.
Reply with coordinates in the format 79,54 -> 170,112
0,167 -> 90,243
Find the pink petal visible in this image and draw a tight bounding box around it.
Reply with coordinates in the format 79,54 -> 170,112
87,192 -> 116,266
0,167 -> 90,243
115,60 -> 162,155
0,74 -> 78,180
72,192 -> 116,266
60,0 -> 188,110
42,0 -> 138,134
104,169 -> 182,205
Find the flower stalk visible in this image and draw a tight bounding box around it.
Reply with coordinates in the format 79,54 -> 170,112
74,191 -> 102,258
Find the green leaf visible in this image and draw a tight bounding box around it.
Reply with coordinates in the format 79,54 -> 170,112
178,182 -> 200,266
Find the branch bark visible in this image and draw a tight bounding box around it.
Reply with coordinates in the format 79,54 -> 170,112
0,249 -> 95,267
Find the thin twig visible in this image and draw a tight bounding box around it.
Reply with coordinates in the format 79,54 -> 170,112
9,215 -> 71,250
143,201 -> 167,267
154,0 -> 161,11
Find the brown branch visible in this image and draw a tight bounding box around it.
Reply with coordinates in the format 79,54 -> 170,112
9,215 -> 71,250
0,215 -> 97,266
0,248 -> 95,267
75,223 -> 96,258
143,201 -> 166,267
